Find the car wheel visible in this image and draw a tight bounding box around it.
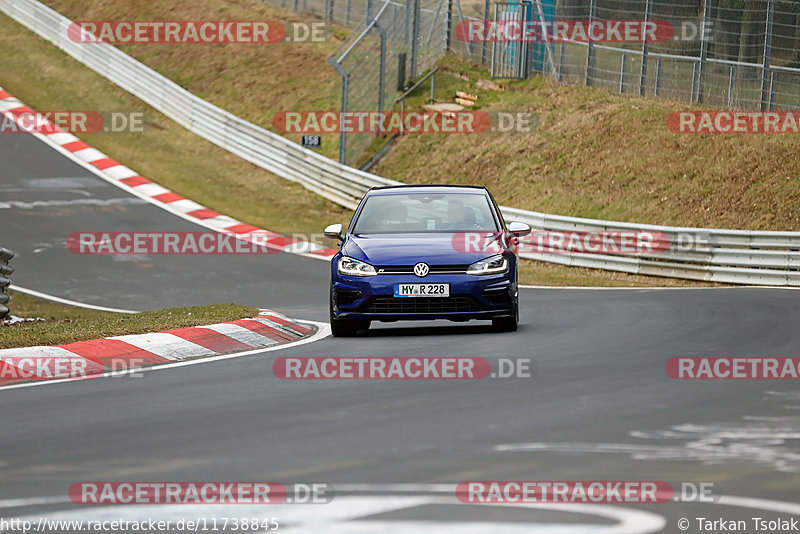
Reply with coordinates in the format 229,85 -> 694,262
492,301 -> 518,332
330,298 -> 369,337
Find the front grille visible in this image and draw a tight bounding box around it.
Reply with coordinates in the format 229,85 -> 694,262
375,264 -> 470,275
362,295 -> 484,314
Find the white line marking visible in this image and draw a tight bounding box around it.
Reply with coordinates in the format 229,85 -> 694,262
9,285 -> 138,313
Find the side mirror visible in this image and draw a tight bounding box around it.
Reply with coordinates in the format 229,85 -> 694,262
324,223 -> 344,241
508,221 -> 531,237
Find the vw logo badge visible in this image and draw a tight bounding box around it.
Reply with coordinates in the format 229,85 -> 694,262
413,262 -> 430,277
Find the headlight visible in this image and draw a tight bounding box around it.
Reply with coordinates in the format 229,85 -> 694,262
338,256 -> 377,277
467,254 -> 508,275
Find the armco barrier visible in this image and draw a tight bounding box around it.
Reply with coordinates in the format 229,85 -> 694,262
3,0 -> 800,285
0,248 -> 14,319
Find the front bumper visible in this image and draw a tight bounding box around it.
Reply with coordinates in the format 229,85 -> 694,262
331,273 -> 516,322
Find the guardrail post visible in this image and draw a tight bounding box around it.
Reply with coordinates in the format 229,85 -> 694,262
0,248 -> 14,320
727,64 -> 736,108
760,0 -> 775,111
619,53 -> 627,93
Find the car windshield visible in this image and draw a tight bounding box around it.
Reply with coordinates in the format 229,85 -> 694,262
352,192 -> 499,234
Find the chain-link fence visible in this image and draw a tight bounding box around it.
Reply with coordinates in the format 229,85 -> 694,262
326,0 -> 448,164
264,0 -> 800,163
540,0 -> 800,111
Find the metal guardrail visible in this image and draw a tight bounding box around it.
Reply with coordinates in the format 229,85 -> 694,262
4,0 -> 800,286
0,248 -> 14,319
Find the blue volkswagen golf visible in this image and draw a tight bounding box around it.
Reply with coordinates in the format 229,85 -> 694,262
324,185 -> 531,336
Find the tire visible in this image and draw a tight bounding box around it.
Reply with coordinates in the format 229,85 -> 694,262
492,301 -> 518,332
330,296 -> 369,337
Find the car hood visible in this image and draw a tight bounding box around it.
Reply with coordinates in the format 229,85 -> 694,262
341,233 -> 505,265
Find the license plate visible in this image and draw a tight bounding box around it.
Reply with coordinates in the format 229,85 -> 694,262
394,283 -> 450,297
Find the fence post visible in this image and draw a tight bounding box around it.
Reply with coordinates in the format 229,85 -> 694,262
481,0 -> 489,63
654,58 -> 662,96
327,58 -> 349,163
727,64 -> 736,108
411,0 -> 420,79
639,0 -> 652,96
585,0 -> 597,86
346,0 -> 351,25
691,61 -> 699,101
760,0 -> 775,111
619,53 -> 627,93
769,70 -> 776,110
533,0 -> 557,77
695,0 -> 711,103
557,41 -> 565,81
0,248 -> 13,320
375,22 -> 387,113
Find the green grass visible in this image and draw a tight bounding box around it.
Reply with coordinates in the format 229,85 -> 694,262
0,292 -> 257,349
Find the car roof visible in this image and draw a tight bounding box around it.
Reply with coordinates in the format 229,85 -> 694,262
367,184 -> 488,195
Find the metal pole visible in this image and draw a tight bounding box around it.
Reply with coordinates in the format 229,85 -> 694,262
455,0 -> 473,54
430,71 -> 436,102
769,70 -> 776,111
557,41 -> 565,82
654,58 -> 662,96
639,0 -> 652,96
585,0 -> 597,86
411,0 -> 420,79
619,53 -> 627,93
367,0 -> 373,19
375,22 -> 387,113
446,0 -> 454,53
346,0 -> 351,25
481,0 -> 489,63
327,58 -> 349,164
760,0 -> 775,111
695,0 -> 711,103
691,61 -> 699,101
727,64 -> 736,108
533,0 -> 557,77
